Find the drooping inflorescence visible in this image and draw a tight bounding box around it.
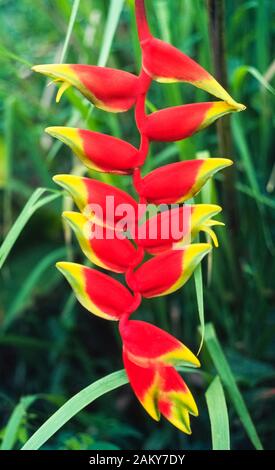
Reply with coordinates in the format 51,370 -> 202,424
33,0 -> 245,434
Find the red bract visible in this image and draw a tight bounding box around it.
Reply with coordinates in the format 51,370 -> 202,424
136,204 -> 222,254
142,102 -> 239,142
63,212 -> 138,273
56,262 -> 138,321
120,320 -> 200,368
32,64 -> 139,112
127,244 -> 211,298
121,320 -> 199,433
138,159 -> 232,204
53,175 -> 139,229
46,127 -> 140,174
135,0 -> 245,111
33,0 -> 245,435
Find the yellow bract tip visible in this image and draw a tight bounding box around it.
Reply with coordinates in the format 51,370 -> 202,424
62,210 -> 87,227
200,158 -> 233,178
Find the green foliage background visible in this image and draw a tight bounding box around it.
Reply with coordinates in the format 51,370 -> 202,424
0,0 -> 274,450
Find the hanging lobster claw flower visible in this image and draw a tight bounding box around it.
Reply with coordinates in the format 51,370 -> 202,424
135,0 -> 245,110
121,319 -> 199,433
128,243 -> 211,298
32,64 -> 139,112
63,211 -> 138,273
139,158 -> 232,205
56,262 -> 136,320
46,127 -> 140,175
136,204 -> 222,254
141,102 -> 239,142
53,175 -> 139,230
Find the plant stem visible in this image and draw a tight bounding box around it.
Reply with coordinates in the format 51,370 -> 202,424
207,0 -> 234,222
135,0 -> 151,42
207,0 -> 243,308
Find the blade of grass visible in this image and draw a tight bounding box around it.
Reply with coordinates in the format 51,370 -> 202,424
1,396 -> 37,450
235,182 -> 275,209
0,188 -> 62,270
59,0 -> 81,63
98,0 -> 125,67
232,116 -> 274,252
206,376 -> 230,450
205,323 -> 263,450
0,44 -> 32,66
21,370 -> 128,450
4,247 -> 67,329
233,65 -> 275,96
3,97 -> 15,236
194,264 -> 205,355
86,0 -> 125,126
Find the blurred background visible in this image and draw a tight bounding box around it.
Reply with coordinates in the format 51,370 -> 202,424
0,0 -> 274,450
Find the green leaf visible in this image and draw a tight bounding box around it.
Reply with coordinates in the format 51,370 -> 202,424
205,323 -> 263,450
59,0 -> 81,64
233,65 -> 275,96
85,0 -> 125,126
0,188 -> 62,270
98,0 -> 125,67
194,264 -> 205,355
21,370 -> 128,450
1,396 -> 37,450
4,247 -> 67,329
206,376 -> 230,450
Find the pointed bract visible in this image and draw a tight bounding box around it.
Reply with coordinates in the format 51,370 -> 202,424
32,64 -> 139,112
141,102 -> 239,142
121,320 -> 200,368
129,243 -> 211,298
140,159 -> 232,204
123,344 -> 198,433
63,211 -> 138,273
46,127 -> 140,174
53,175 -> 139,230
56,262 -> 136,320
136,204 -> 222,254
141,36 -> 245,111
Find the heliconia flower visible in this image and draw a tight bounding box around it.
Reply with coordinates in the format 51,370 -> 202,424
136,204 -> 222,254
46,127 -> 140,175
56,262 -> 138,320
139,158 -> 232,205
127,243 -> 211,298
135,0 -> 245,111
53,175 -> 139,229
121,319 -> 199,433
32,64 -> 139,112
141,102 -> 239,142
62,211 -> 138,273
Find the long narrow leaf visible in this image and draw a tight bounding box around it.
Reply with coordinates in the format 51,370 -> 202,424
59,0 -> 81,63
21,370 -> 128,450
206,376 -> 230,450
98,0 -> 125,67
205,323 -> 263,450
194,264 -> 205,355
0,188 -> 62,270
5,247 -> 67,329
1,396 -> 37,450
85,0 -> 125,125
